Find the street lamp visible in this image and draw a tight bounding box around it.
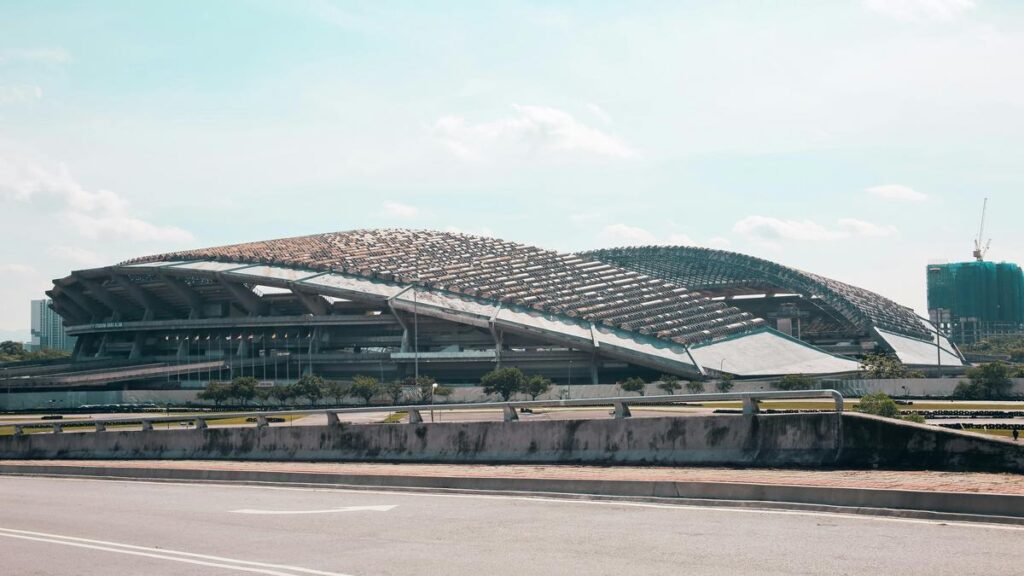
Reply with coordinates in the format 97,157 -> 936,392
430,382 -> 438,423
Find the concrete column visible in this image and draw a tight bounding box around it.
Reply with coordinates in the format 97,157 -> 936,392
407,409 -> 424,423
195,418 -> 207,430
141,420 -> 154,431
326,412 -> 341,427
614,402 -> 632,419
590,357 -> 599,384
256,415 -> 269,429
502,405 -> 519,422
95,422 -> 106,432
742,397 -> 760,415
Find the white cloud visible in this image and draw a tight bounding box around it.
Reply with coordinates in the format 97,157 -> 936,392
0,85 -> 42,105
837,218 -> 899,237
432,104 -> 639,162
444,225 -> 494,237
863,0 -> 976,21
46,246 -> 105,268
0,47 -> 71,64
865,184 -> 928,202
0,154 -> 194,244
707,236 -> 732,249
586,103 -> 613,125
601,223 -> 657,245
381,201 -> 419,219
733,215 -> 898,242
0,263 -> 35,275
733,216 -> 846,242
667,233 -> 696,245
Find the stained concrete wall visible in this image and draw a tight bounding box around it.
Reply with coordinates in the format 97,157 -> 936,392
3,413 -> 1022,473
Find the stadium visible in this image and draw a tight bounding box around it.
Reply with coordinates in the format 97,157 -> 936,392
11,229 -> 962,391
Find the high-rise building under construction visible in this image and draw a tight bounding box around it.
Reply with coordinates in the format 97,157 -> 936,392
927,261 -> 1024,345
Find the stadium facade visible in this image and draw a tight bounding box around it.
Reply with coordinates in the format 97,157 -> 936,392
20,229 -> 961,391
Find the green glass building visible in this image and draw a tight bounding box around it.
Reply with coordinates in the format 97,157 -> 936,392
927,261 -> 1024,344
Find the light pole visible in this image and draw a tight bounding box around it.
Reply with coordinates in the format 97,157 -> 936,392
567,359 -> 572,400
430,381 -> 438,423
413,284 -> 420,385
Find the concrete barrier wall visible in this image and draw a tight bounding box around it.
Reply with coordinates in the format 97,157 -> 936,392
3,413 -> 1022,473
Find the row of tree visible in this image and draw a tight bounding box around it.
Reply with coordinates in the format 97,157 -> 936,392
0,341 -> 71,363
196,374 -> 454,407
614,374 -> 735,396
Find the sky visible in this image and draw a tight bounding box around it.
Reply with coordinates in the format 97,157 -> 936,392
1,0 -> 1022,337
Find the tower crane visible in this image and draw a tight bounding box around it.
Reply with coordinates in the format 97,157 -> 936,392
972,198 -> 991,262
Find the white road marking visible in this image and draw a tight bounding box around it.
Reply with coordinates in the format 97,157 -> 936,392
0,527 -> 352,576
232,504 -> 396,515
3,474 -> 1023,532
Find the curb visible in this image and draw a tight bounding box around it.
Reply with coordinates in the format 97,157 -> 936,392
1,464 -> 1022,526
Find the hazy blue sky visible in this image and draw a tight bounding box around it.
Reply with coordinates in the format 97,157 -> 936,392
1,0 -> 1022,335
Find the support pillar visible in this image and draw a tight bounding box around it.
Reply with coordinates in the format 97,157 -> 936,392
742,397 -> 760,415
407,409 -> 424,424
614,401 -> 631,419
502,404 -> 519,422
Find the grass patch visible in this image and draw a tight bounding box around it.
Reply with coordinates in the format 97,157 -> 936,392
379,412 -> 408,424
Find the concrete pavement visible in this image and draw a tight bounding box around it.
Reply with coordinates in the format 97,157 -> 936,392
1,475 -> 1022,576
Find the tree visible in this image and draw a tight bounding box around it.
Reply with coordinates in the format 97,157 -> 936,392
657,375 -> 681,395
254,387 -> 272,407
952,363 -> 1014,400
619,377 -> 646,396
856,392 -> 901,418
292,374 -> 325,406
524,375 -> 552,400
433,385 -> 454,402
0,341 -> 25,357
860,353 -> 908,379
775,374 -> 815,391
322,380 -> 350,406
856,392 -> 925,424
685,380 -> 705,394
384,380 -> 406,405
228,376 -> 258,406
410,375 -> 437,402
716,374 -> 735,393
481,367 -> 526,401
197,381 -> 231,407
270,384 -> 293,406
350,375 -> 381,405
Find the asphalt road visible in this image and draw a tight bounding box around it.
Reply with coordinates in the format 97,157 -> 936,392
0,476 -> 1021,576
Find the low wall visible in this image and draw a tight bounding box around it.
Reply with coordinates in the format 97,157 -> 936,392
3,413 -> 1022,473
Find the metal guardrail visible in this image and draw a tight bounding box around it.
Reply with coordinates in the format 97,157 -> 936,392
3,389 -> 844,436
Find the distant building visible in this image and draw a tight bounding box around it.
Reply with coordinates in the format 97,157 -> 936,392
29,299 -> 76,352
927,261 -> 1024,345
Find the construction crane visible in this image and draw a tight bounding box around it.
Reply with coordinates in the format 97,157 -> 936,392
973,197 -> 991,262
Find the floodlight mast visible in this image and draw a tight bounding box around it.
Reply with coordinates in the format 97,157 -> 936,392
973,197 -> 991,262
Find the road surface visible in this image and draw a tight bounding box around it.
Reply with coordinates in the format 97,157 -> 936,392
0,476 -> 1021,575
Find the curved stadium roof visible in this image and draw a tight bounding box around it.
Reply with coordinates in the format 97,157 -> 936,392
583,245 -> 931,340
49,229 -> 884,377
127,229 -> 766,346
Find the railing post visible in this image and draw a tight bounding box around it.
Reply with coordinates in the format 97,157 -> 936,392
95,422 -> 106,433
52,423 -> 63,434
742,397 -> 760,415
613,401 -> 631,419
141,420 -> 154,431
256,415 -> 269,429
195,418 -> 207,430
326,412 -> 341,427
831,391 -> 844,413
502,404 -> 519,422
408,409 -> 424,424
